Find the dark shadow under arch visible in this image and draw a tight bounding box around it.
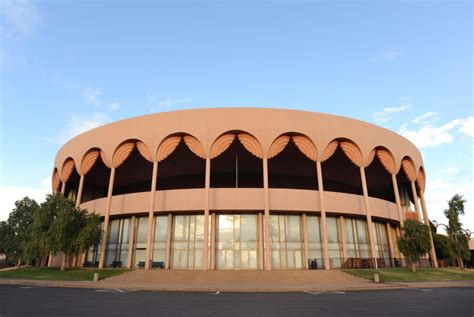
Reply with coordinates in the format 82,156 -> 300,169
114,147 -> 153,195
211,136 -> 263,188
321,146 -> 362,195
268,138 -> 317,190
82,156 -> 110,203
365,155 -> 395,202
157,138 -> 206,190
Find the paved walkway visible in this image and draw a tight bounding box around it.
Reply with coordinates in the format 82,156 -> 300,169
0,269 -> 473,292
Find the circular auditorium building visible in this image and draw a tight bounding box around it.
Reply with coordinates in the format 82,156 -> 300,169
51,108 -> 437,270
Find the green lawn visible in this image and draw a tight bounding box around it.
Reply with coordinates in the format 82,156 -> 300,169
0,267 -> 130,281
343,268 -> 474,282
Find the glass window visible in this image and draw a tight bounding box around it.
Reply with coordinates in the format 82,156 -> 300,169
171,215 -> 205,269
327,216 -> 342,268
344,218 -> 357,258
105,218 -> 131,267
268,215 -> 303,269
217,214 -> 258,270
133,217 -> 148,267
307,215 -> 323,266
152,216 -> 168,264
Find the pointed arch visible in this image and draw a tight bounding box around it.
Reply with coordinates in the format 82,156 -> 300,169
238,133 -> 263,159
268,135 -> 290,159
321,138 -> 363,195
81,148 -> 101,176
339,139 -> 363,167
401,156 -> 417,182
157,133 -> 205,190
268,133 -> 317,190
52,168 -> 61,193
320,140 -> 339,162
210,134 -> 235,159
157,136 -> 182,162
113,141 -> 136,168
292,135 -> 317,162
136,141 -> 153,163
61,158 -> 77,183
100,150 -> 112,169
376,147 -> 396,175
184,135 -> 206,159
417,167 -> 426,192
211,131 -> 262,188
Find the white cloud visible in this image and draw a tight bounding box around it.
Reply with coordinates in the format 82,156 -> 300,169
424,176 -> 474,234
399,117 -> 473,148
42,109 -> 111,145
371,104 -> 412,123
459,116 -> 474,137
441,165 -> 459,174
398,118 -> 463,148
0,0 -> 40,39
108,101 -> 120,110
0,0 -> 40,68
0,176 -> 50,221
58,112 -> 110,144
53,77 -> 120,111
148,95 -> 192,112
412,112 -> 438,124
372,49 -> 406,62
82,87 -> 102,106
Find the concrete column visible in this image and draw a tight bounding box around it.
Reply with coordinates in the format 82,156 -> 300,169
61,181 -> 66,194
391,174 -> 404,226
411,182 -> 422,221
165,213 -> 172,269
386,222 -> 395,267
258,212 -> 264,270
352,219 -> 360,256
80,252 -> 87,267
145,161 -> 158,269
340,216 -> 347,263
75,174 -> 85,208
127,216 -> 136,268
210,212 -> 216,270
202,157 -> 211,270
419,192 -> 439,268
316,161 -> 330,270
302,213 -> 309,269
98,167 -> 115,269
359,166 -> 378,269
263,157 -> 271,270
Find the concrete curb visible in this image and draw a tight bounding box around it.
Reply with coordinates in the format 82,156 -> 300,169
1,278 -> 472,292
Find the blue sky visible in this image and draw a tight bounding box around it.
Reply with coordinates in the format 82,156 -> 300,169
0,1 -> 472,231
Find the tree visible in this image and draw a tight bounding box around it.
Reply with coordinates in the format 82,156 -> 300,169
42,194 -> 102,271
0,221 -> 15,265
397,219 -> 432,272
433,234 -> 455,263
6,197 -> 40,267
444,194 -> 470,269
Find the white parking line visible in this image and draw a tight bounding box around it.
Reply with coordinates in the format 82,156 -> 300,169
411,288 -> 432,292
20,286 -> 42,289
209,291 -> 221,295
94,288 -> 132,293
303,290 -> 345,295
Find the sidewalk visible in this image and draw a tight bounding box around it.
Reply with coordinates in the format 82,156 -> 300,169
0,269 -> 473,292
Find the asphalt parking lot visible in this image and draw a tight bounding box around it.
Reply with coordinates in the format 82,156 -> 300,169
0,285 -> 472,316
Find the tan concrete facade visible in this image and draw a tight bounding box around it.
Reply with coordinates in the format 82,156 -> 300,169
51,108 -> 437,270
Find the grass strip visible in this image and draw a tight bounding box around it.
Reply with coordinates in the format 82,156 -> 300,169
0,267 -> 130,281
343,268 -> 474,282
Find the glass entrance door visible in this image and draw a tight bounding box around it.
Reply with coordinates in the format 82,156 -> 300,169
217,214 -> 258,269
